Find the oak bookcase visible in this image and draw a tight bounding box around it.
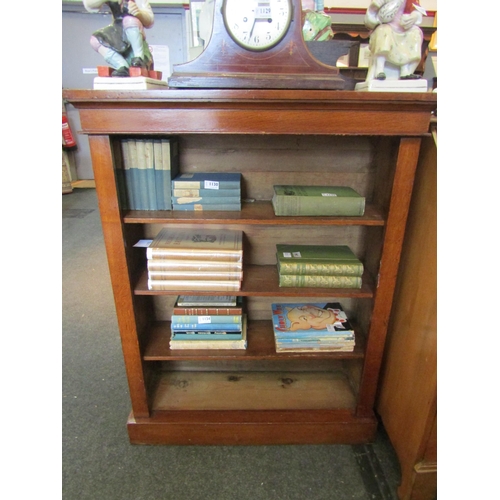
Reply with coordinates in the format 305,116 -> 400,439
63,89 -> 437,445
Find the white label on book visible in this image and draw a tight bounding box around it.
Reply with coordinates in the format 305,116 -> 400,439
198,316 -> 212,324
292,252 -> 301,258
134,239 -> 153,247
283,252 -> 292,258
321,193 -> 338,197
204,180 -> 220,190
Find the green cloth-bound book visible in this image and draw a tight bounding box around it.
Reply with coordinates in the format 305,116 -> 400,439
276,244 -> 363,276
278,274 -> 362,288
272,185 -> 365,216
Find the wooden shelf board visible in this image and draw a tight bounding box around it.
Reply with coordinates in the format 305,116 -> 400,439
135,266 -> 374,298
143,320 -> 365,361
123,202 -> 385,226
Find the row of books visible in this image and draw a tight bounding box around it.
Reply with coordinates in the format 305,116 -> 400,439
272,185 -> 366,216
118,137 -> 180,211
167,297 -> 356,353
276,244 -> 363,289
169,296 -> 247,350
172,173 -> 242,211
146,228 -> 244,291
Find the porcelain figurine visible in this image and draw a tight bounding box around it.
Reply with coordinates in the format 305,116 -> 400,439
83,0 -> 154,77
365,0 -> 426,81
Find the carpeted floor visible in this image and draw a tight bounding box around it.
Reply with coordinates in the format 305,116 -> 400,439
62,188 -> 402,500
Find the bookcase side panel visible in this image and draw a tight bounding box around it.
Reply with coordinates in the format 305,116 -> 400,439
88,135 -> 150,418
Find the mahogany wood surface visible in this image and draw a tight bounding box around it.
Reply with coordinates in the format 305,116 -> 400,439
64,90 -> 436,445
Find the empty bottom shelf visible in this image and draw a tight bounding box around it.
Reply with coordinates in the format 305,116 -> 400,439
152,370 -> 357,411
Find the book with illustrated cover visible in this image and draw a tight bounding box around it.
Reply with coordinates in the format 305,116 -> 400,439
276,244 -> 363,276
271,303 -> 355,352
172,172 -> 241,190
272,185 -> 365,216
278,274 -> 362,288
147,228 -> 243,261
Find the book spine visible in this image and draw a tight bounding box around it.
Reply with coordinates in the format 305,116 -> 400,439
148,280 -> 241,291
134,139 -> 149,210
171,315 -> 242,324
278,261 -> 364,276
153,139 -> 165,209
172,307 -> 243,315
278,275 -> 362,288
149,270 -> 243,281
144,139 -> 158,210
173,196 -> 241,205
273,196 -> 365,216
173,188 -> 241,197
172,182 -> 240,189
147,249 -> 243,262
147,260 -> 243,272
159,138 -> 179,211
171,323 -> 242,331
169,340 -> 247,349
172,203 -> 241,211
121,139 -> 136,209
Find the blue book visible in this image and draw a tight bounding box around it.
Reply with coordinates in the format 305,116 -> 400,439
144,140 -> 158,210
171,331 -> 243,340
172,203 -> 241,211
154,138 -> 179,210
134,139 -> 149,210
172,196 -> 241,205
172,172 -> 241,190
171,322 -> 242,331
173,188 -> 241,198
171,314 -> 242,324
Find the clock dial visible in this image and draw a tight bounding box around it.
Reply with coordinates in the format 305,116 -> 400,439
222,0 -> 293,51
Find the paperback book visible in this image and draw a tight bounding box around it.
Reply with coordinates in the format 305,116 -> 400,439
272,185 -> 365,216
271,302 -> 355,352
276,244 -> 363,276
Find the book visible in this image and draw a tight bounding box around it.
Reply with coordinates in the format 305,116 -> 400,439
121,138 -> 138,209
173,296 -> 244,315
148,279 -> 241,291
173,196 -> 241,205
278,274 -> 362,288
93,76 -> 168,90
146,228 -> 243,261
276,244 -> 363,276
172,172 -> 241,190
154,137 -> 179,210
172,203 -> 241,212
148,270 -> 243,281
171,314 -> 242,324
135,139 -> 149,210
272,185 -> 365,216
271,302 -> 355,352
173,188 -> 241,198
171,321 -> 242,331
169,317 -> 248,350
176,295 -> 238,307
147,259 -> 243,273
171,331 -> 243,340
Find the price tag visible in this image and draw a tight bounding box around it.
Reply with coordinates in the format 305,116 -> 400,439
204,180 -> 220,190
198,316 -> 212,324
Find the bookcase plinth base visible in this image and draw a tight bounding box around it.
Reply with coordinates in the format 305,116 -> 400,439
126,410 -> 378,445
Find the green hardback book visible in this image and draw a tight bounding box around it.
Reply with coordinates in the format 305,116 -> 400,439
272,185 -> 365,216
276,244 -> 363,276
278,274 -> 362,288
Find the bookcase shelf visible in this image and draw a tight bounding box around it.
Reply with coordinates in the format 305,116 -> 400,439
64,88 -> 436,446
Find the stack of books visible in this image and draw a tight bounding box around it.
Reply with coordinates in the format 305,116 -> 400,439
276,244 -> 363,288
117,137 -> 179,210
171,172 -> 242,211
170,296 -> 247,350
271,302 -> 355,352
146,228 -> 244,291
272,185 -> 365,216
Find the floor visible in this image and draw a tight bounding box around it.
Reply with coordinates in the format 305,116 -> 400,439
62,187 -> 403,500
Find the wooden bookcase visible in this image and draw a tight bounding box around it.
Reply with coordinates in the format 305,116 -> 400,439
63,89 -> 437,445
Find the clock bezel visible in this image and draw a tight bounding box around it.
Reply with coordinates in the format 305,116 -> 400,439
221,0 -> 294,52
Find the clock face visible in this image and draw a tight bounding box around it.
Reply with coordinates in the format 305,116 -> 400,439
222,0 -> 293,52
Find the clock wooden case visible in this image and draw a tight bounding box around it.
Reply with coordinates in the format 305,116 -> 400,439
168,0 -> 345,89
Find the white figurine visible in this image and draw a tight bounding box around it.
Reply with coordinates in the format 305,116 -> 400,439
365,0 -> 426,81
84,0 -> 154,77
